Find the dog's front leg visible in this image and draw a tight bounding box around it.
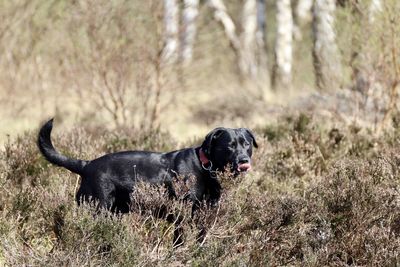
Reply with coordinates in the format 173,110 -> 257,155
206,178 -> 222,208
191,182 -> 205,216
193,178 -> 222,244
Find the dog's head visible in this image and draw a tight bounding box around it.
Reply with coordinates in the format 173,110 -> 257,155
201,127 -> 258,175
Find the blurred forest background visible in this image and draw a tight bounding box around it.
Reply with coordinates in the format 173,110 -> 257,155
0,0 -> 398,142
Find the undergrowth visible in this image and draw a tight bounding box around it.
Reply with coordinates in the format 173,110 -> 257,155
0,114 -> 399,266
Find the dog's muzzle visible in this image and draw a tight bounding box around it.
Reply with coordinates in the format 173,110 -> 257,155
237,162 -> 251,172
236,156 -> 252,173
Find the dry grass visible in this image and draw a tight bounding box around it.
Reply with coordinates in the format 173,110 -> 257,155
1,114 -> 399,266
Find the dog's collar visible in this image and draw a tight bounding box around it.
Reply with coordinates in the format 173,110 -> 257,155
199,148 -> 217,178
199,148 -> 210,166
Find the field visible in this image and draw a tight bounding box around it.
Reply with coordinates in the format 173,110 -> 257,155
1,113 -> 399,265
1,0 -> 400,266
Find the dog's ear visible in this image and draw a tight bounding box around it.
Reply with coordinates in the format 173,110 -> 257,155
201,127 -> 225,156
241,128 -> 258,148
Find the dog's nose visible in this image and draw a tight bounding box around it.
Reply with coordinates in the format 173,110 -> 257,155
238,157 -> 250,164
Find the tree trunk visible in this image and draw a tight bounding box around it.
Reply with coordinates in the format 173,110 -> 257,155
162,0 -> 179,64
256,0 -> 270,87
239,0 -> 257,78
293,0 -> 313,40
272,0 -> 293,89
181,0 -> 200,65
349,2 -> 368,95
312,0 -> 342,91
369,0 -> 382,23
256,0 -> 267,50
296,0 -> 313,24
207,0 -> 241,53
208,0 -> 269,84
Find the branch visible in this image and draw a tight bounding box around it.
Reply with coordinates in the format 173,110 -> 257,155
207,0 -> 241,53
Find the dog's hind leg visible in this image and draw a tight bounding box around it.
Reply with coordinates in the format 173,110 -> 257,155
151,204 -> 184,247
76,186 -> 94,206
97,190 -> 116,212
91,178 -> 116,212
112,189 -> 132,213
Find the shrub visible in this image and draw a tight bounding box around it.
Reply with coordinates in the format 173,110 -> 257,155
1,116 -> 399,266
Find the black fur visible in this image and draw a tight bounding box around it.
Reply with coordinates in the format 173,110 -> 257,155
38,119 -> 257,214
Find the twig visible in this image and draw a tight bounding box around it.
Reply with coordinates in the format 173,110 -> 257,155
200,202 -> 221,246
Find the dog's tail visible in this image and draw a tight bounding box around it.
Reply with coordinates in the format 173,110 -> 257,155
38,118 -> 88,175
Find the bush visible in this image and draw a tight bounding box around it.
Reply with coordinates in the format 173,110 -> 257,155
1,116 -> 399,266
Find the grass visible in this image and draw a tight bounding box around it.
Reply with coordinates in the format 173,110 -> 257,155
0,114 -> 399,266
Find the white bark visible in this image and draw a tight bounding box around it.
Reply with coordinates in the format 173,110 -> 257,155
369,0 -> 382,23
239,0 -> 257,77
181,0 -> 200,64
207,0 -> 240,51
256,0 -> 269,84
312,0 -> 342,91
162,0 -> 179,64
208,0 -> 269,83
293,0 -> 313,40
296,0 -> 313,24
273,0 -> 293,88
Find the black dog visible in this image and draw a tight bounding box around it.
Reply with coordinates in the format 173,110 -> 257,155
38,119 -> 257,242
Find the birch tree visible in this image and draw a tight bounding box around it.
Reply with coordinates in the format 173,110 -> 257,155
256,0 -> 270,85
208,0 -> 257,79
208,0 -> 270,83
272,0 -> 293,89
293,0 -> 313,40
239,0 -> 257,77
162,0 -> 179,64
312,0 -> 342,91
349,1 -> 368,94
369,0 -> 382,23
208,0 -> 241,52
296,0 -> 313,24
351,0 -> 384,109
256,0 -> 267,49
181,0 -> 200,64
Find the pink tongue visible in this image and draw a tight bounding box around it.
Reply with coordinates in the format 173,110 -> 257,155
238,163 -> 251,172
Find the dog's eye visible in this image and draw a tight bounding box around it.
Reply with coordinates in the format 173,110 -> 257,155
230,142 -> 237,148
244,141 -> 250,147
